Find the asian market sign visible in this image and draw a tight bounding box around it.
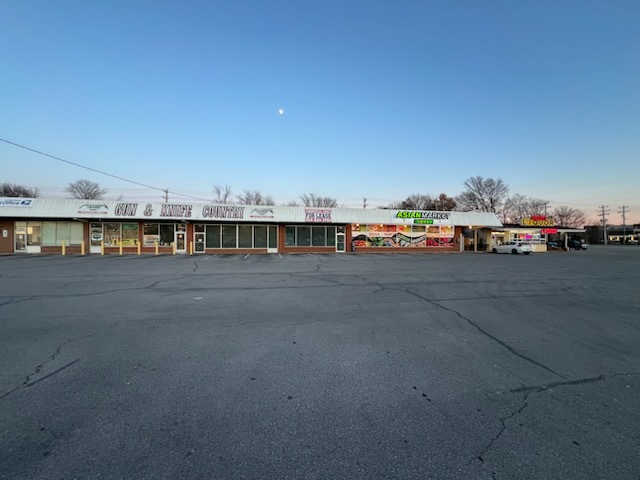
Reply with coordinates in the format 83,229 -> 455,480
395,211 -> 450,220
521,215 -> 556,227
305,208 -> 332,223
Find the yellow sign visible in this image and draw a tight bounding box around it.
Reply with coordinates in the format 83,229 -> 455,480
522,216 -> 555,227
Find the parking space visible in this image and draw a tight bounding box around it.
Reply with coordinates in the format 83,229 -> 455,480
1,247 -> 639,479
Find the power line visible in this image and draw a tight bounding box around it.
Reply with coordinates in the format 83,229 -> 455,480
0,137 -> 212,203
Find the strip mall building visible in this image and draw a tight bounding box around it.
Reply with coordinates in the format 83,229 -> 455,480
0,198 -> 505,255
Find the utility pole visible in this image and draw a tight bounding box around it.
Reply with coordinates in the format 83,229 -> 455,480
542,201 -> 550,216
598,205 -> 610,245
163,189 -> 169,203
363,197 -> 368,209
618,205 -> 629,244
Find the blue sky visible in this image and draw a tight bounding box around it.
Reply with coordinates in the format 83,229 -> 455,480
2,0 -> 639,223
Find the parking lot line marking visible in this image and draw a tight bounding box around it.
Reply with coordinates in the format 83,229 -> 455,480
244,254 -> 251,259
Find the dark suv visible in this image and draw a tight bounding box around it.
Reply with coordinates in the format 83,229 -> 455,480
568,240 -> 588,250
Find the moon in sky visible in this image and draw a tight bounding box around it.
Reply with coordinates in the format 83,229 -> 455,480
278,108 -> 284,115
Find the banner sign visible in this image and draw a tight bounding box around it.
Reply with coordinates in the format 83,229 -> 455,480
305,208 -> 332,223
0,198 -> 33,207
78,203 -> 109,215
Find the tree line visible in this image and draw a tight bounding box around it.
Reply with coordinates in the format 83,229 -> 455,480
1,176 -> 586,227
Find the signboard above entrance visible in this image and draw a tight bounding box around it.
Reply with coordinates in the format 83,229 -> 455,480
521,215 -> 555,227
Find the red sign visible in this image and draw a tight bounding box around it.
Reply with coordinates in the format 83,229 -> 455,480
541,228 -> 558,234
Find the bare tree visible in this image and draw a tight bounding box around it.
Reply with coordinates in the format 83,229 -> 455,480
456,176 -> 509,213
65,179 -> 107,199
386,193 -> 456,211
501,194 -> 549,223
400,194 -> 435,210
213,185 -> 234,204
552,205 -> 586,228
236,190 -> 274,205
299,193 -> 338,208
0,183 -> 39,197
434,193 -> 456,211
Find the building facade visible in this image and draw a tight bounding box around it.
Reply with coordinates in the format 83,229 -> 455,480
0,198 -> 503,255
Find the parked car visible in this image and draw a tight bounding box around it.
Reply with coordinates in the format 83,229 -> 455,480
491,242 -> 533,255
547,241 -> 559,249
568,240 -> 588,250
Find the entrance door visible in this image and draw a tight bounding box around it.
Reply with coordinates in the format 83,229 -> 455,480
90,223 -> 103,254
194,233 -> 205,253
174,223 -> 187,254
336,232 -> 346,253
15,222 -> 26,252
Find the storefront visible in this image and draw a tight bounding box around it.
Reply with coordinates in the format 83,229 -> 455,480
0,198 -> 503,255
494,215 -> 586,252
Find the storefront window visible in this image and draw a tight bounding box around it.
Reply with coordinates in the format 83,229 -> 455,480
222,225 -> 237,248
297,226 -> 311,246
160,224 -> 174,246
206,225 -> 221,248
285,226 -> 296,247
311,226 -> 326,246
103,223 -> 121,246
284,225 -> 335,247
193,224 -> 275,250
353,224 -> 454,248
254,226 -> 267,248
143,223 -> 159,247
238,225 -> 253,248
327,227 -> 336,246
27,222 -> 42,246
121,223 -> 139,246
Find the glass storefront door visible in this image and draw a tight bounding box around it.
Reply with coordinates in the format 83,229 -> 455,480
15,222 -> 26,252
336,232 -> 346,252
175,223 -> 187,253
90,223 -> 103,253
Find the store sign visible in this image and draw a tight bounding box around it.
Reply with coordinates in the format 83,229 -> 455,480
249,207 -> 275,219
541,228 -> 558,234
0,198 -> 33,207
396,211 -> 450,220
305,208 -> 332,223
522,215 -> 555,227
202,205 -> 245,219
77,203 -> 109,215
114,203 -> 139,216
414,219 -> 434,225
160,204 -> 192,217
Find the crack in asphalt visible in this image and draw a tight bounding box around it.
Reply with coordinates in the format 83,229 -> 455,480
0,335 -> 90,401
510,372 -> 640,394
474,371 -> 640,465
398,286 -> 568,380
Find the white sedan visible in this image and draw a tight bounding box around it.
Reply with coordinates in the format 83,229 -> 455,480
491,242 -> 533,255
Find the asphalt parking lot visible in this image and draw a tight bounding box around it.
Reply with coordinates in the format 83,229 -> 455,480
1,246 -> 639,480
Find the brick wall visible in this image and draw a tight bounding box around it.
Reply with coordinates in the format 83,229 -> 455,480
0,221 -> 14,254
